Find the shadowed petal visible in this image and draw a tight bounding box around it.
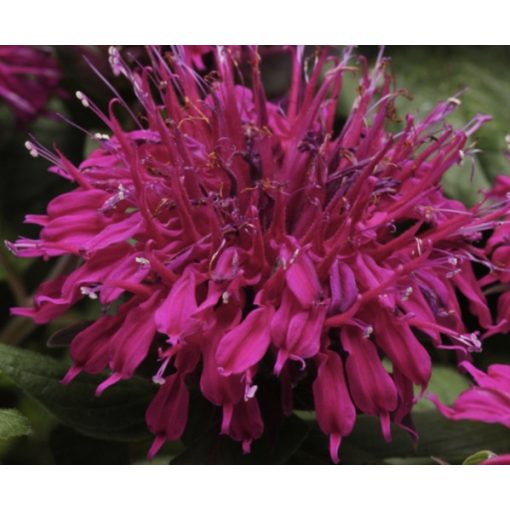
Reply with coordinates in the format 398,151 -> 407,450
216,306 -> 274,375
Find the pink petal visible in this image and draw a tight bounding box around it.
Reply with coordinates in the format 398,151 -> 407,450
329,259 -> 358,315
375,309 -> 432,388
155,268 -> 198,343
146,372 -> 190,458
285,251 -> 321,309
216,306 -> 274,375
453,261 -> 492,328
99,293 -> 161,392
313,350 -> 356,463
341,326 -> 398,417
227,397 -> 264,453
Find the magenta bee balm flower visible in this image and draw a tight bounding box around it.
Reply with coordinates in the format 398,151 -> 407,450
7,46 -> 509,462
0,46 -> 60,123
432,361 -> 510,429
481,454 -> 510,465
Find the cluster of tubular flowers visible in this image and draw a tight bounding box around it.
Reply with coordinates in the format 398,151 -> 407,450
0,46 -> 60,123
7,46 -> 510,463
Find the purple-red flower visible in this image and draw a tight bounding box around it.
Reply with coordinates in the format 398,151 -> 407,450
481,454 -> 510,465
431,361 -> 510,428
482,170 -> 510,335
0,46 -> 60,123
7,46 -> 509,462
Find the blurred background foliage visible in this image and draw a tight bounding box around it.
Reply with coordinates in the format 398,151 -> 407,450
1,46 -> 510,464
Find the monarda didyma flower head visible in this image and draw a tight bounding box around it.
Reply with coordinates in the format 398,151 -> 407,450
7,46 -> 510,463
0,46 -> 60,123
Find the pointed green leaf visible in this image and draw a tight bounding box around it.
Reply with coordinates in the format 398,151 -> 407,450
0,344 -> 155,441
463,450 -> 495,465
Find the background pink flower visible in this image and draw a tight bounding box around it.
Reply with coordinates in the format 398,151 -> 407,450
431,361 -> 510,428
0,46 -> 60,123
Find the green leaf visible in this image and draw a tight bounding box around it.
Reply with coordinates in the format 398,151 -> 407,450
414,365 -> 470,412
292,411 -> 510,465
0,408 -> 32,440
463,450 -> 495,465
0,344 -> 155,441
410,413 -> 510,465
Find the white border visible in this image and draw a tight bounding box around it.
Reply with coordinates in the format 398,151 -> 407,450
1,465 -> 509,509
1,1 -> 510,44
1,2 -> 510,508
